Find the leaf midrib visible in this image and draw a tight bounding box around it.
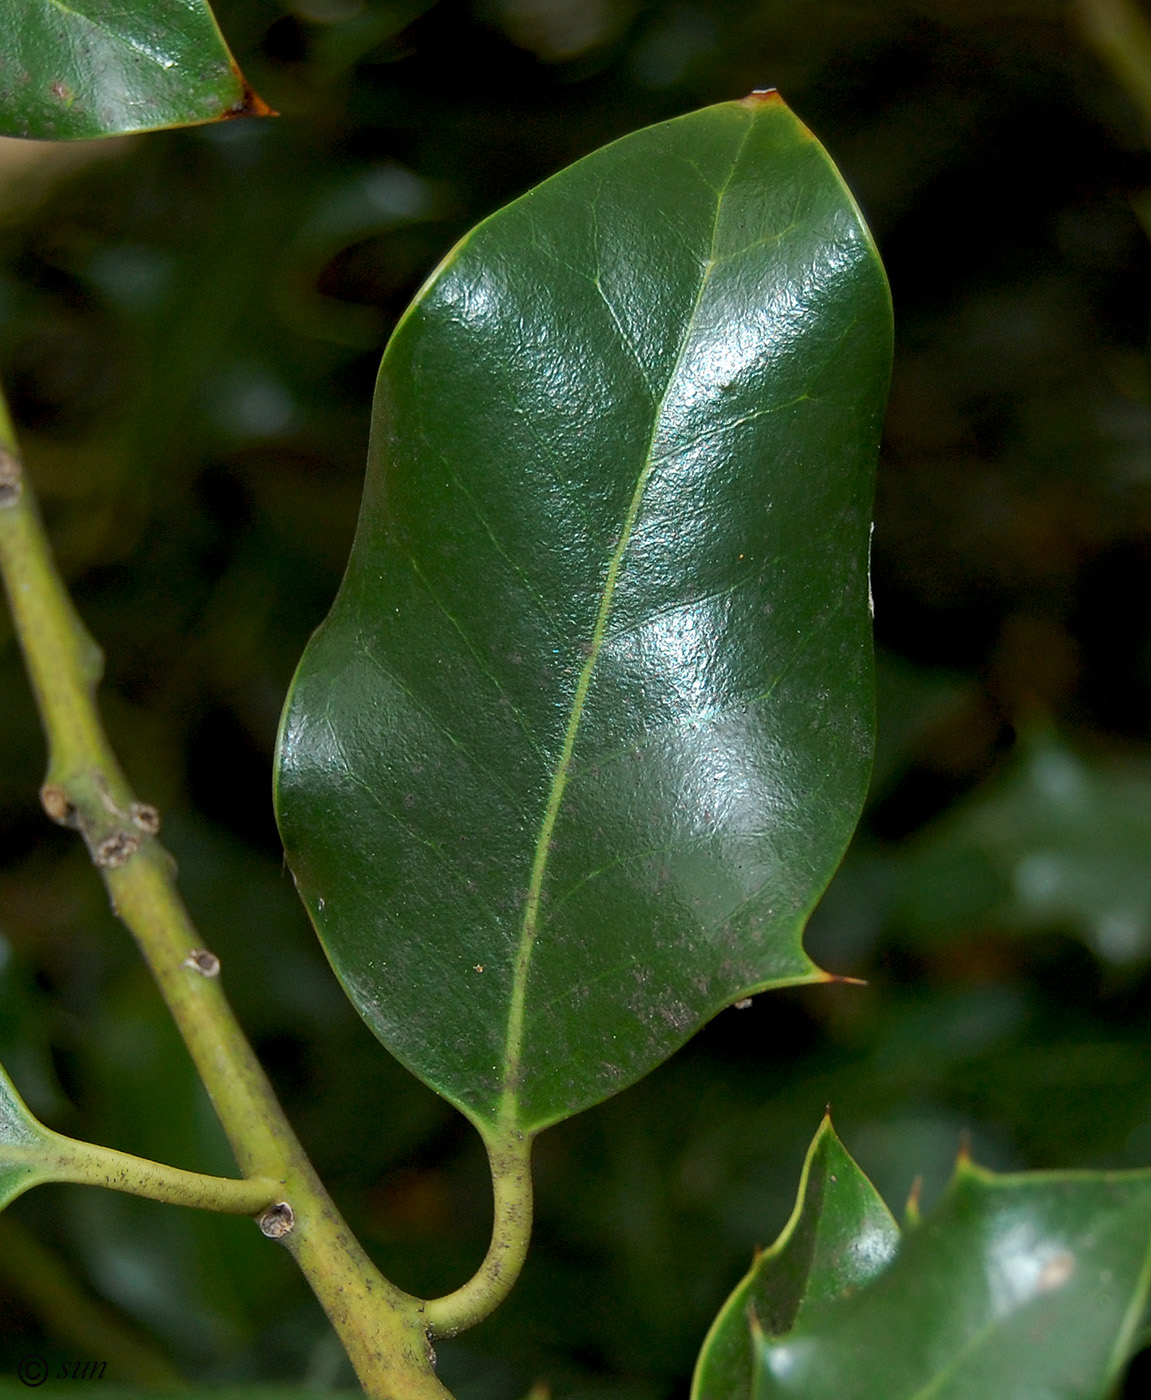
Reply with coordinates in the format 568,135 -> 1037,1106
497,114 -> 756,1126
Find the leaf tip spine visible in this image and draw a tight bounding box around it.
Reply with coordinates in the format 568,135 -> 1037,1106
954,1130 -> 976,1173
740,88 -> 781,107
220,66 -> 278,121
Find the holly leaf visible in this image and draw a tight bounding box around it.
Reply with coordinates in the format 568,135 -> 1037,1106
693,1117 -> 898,1400
0,0 -> 272,140
741,1127 -> 1151,1400
275,94 -> 892,1137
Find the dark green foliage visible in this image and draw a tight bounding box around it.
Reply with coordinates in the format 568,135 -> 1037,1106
747,1129 -> 1151,1400
693,1119 -> 898,1400
893,730 -> 1151,962
275,95 -> 891,1135
700,1120 -> 1151,1400
0,0 -> 1150,1395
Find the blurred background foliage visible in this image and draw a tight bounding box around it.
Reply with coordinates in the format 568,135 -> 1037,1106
2,0 -> 1151,1392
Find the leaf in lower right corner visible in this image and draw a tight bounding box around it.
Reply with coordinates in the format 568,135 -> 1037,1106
692,1117 -> 898,1400
751,1156 -> 1151,1400
0,0 -> 272,140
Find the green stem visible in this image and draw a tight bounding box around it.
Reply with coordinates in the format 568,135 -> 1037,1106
423,1129 -> 534,1338
0,404 -> 448,1400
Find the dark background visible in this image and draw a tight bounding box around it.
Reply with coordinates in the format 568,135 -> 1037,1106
2,0 -> 1151,1392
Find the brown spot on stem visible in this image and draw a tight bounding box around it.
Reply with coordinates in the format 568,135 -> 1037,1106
258,1201 -> 295,1238
94,829 -> 140,868
39,783 -> 74,824
183,949 -> 220,978
130,802 -> 161,834
0,449 -> 22,507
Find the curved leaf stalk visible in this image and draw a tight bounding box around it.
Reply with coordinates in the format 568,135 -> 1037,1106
2,1054 -> 276,1215
424,1130 -> 534,1337
0,399 -> 448,1400
6,1134 -> 279,1216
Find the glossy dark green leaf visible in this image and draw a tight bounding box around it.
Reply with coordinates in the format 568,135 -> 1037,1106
0,1061 -> 52,1210
0,0 -> 271,140
693,1117 -> 898,1400
749,1144 -> 1151,1400
275,94 -> 892,1136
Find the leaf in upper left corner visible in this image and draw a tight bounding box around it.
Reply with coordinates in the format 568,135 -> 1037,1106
0,1060 -> 53,1209
0,0 -> 273,141
692,1117 -> 898,1400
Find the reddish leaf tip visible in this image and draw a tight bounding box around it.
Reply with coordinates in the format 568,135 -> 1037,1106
220,67 -> 278,120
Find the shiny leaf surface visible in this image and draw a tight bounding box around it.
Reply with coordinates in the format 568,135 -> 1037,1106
0,1061 -> 51,1210
750,1141 -> 1151,1400
0,0 -> 271,139
275,94 -> 892,1135
693,1117 -> 897,1400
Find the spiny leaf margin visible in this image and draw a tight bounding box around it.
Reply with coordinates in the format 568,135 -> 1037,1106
693,1116 -> 898,1400
735,1124 -> 1151,1400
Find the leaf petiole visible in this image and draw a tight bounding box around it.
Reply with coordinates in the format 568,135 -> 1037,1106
423,1129 -> 534,1338
8,1131 -> 281,1216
